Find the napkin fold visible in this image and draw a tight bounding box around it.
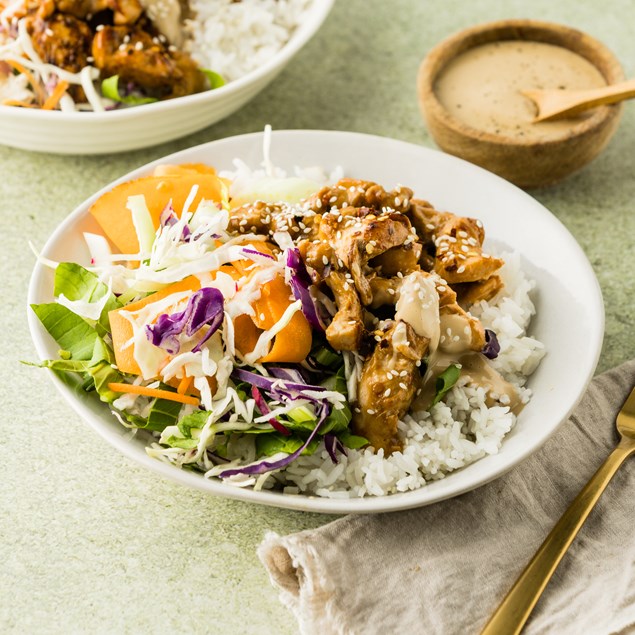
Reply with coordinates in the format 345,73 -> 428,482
258,360 -> 635,635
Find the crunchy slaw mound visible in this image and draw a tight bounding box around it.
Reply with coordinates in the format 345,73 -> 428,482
31,144 -> 545,496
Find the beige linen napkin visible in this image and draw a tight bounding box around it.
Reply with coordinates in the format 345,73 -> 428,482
258,360 -> 635,635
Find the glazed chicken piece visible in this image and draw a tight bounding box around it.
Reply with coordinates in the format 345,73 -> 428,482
439,301 -> 486,352
228,201 -> 320,239
407,198 -> 450,238
227,201 -> 277,235
92,26 -> 205,98
353,320 -> 429,454
33,0 -> 143,24
324,270 -> 364,351
433,215 -> 504,284
306,179 -> 414,214
302,207 -> 413,305
26,11 -> 92,72
368,275 -> 401,309
454,275 -> 504,307
369,242 -> 422,277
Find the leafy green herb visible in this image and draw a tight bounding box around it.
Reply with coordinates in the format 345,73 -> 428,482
31,303 -> 101,360
163,436 -> 199,450
320,369 -> 347,394
177,410 -> 212,439
320,403 -> 351,435
313,345 -> 341,369
256,433 -> 319,457
101,75 -> 158,105
338,430 -> 369,450
86,361 -> 124,403
145,398 -> 184,432
201,69 -> 225,90
431,364 -> 462,407
53,262 -> 121,335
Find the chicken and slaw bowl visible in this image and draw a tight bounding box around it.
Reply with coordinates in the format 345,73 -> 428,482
30,137 -> 545,498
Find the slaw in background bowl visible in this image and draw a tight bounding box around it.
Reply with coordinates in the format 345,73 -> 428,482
0,1 -> 334,155
27,130 -> 604,513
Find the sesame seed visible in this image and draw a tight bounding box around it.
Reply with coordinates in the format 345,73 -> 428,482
384,388 -> 391,397
399,383 -> 407,390
367,409 -> 376,415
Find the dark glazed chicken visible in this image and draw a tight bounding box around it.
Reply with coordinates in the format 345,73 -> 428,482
34,0 -> 143,24
92,26 -> 205,99
17,0 -> 206,105
355,321 -> 429,454
26,11 -> 92,72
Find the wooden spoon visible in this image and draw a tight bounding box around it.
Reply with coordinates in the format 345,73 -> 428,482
522,78 -> 635,122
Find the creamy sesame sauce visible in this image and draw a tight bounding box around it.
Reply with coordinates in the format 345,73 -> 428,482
397,271 -> 522,414
414,351 -> 523,415
434,40 -> 607,140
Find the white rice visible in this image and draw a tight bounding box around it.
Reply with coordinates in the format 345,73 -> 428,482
269,251 -> 546,498
185,0 -> 314,83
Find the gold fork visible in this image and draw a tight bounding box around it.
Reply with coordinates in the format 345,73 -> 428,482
481,384 -> 635,635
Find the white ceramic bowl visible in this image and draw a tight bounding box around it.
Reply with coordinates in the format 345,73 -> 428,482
28,130 -> 604,513
0,2 -> 333,155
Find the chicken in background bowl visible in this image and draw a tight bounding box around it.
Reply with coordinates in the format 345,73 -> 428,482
0,0 -> 313,112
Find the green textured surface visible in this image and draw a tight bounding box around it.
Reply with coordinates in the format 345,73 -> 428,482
2,1 -> 634,633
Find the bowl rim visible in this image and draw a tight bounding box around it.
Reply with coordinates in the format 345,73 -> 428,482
0,0 -> 334,122
27,129 -> 605,514
417,18 -> 625,148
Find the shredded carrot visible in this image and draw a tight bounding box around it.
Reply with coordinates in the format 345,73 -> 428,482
1,99 -> 36,108
6,59 -> 44,104
42,80 -> 69,111
107,382 -> 200,406
177,375 -> 193,395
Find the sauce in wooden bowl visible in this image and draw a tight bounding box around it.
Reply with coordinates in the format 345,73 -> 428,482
434,41 -> 607,141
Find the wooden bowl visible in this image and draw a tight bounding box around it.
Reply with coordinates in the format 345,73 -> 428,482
417,19 -> 624,188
